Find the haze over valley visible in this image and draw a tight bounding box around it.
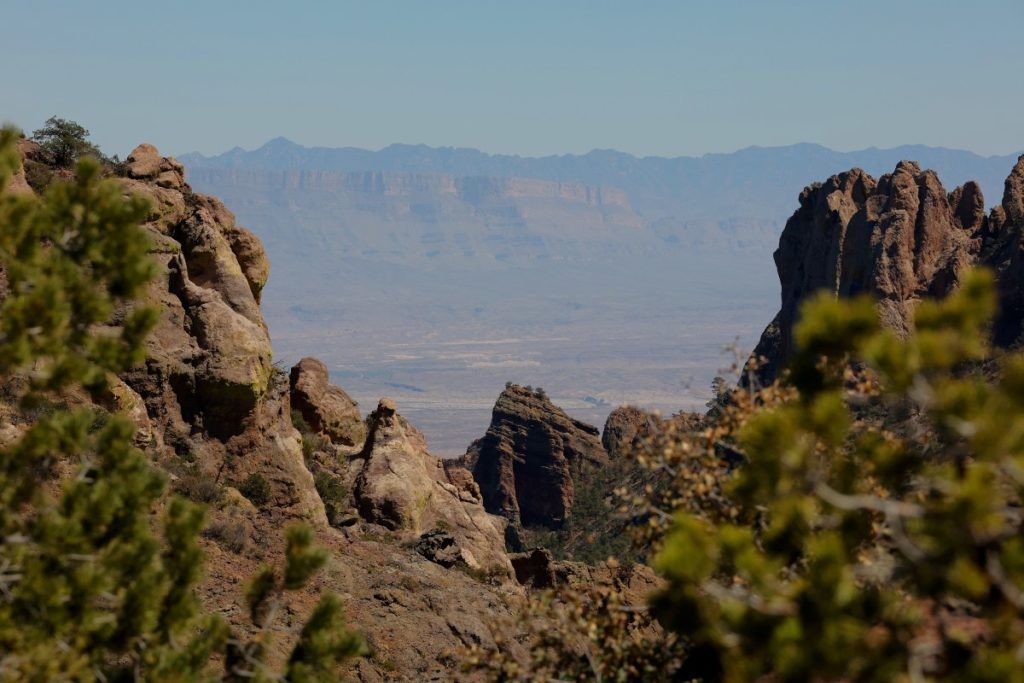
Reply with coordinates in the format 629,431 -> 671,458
183,139 -> 1021,454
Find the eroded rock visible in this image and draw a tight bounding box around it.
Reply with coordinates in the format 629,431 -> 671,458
749,162 -> 984,382
355,399 -> 512,574
463,384 -> 608,528
289,357 -> 365,447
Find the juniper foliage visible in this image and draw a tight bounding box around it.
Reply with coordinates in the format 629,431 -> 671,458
655,269 -> 1024,681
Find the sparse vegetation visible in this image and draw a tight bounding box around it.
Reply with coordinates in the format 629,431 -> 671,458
469,269 -> 1024,682
519,456 -> 642,564
236,472 -> 272,507
314,469 -> 347,525
174,471 -> 224,503
203,516 -> 250,554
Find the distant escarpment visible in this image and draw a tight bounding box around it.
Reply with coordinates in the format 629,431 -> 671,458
460,384 -> 608,529
751,155 -> 1024,383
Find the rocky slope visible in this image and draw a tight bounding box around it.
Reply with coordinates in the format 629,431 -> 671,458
751,155 -> 1024,382
6,140 -> 552,680
460,384 -> 609,529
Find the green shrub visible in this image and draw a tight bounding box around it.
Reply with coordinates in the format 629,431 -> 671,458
313,469 -> 347,525
236,472 -> 271,507
469,270 -> 1024,682
30,116 -> 105,168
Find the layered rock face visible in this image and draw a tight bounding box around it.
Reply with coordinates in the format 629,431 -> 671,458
289,356 -> 365,446
355,398 -> 512,573
463,384 -> 608,528
751,157 -> 1024,382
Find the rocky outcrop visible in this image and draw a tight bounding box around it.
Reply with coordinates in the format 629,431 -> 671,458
4,139 -> 36,194
289,357 -> 365,447
463,384 -> 608,529
510,549 -> 556,588
601,406 -> 705,458
7,141 -> 323,522
354,398 -> 512,574
985,156 -> 1024,346
602,406 -> 662,457
113,144 -> 276,444
749,159 -> 1024,383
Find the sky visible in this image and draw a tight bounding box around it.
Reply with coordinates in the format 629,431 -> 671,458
3,0 -> 1022,159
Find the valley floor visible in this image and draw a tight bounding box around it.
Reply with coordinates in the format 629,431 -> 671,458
264,253 -> 777,455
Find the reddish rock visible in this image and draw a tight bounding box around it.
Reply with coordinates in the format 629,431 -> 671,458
749,154 -> 1024,381
464,384 -> 608,529
602,406 -> 704,458
289,356 -> 365,447
988,156 -> 1024,346
602,406 -> 661,457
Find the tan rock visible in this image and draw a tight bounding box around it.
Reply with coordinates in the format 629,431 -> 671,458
126,143 -> 164,178
5,140 -> 35,195
289,357 -> 365,447
355,399 -> 511,574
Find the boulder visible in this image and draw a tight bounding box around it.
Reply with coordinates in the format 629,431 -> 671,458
289,357 -> 365,447
415,529 -> 462,568
602,405 -> 661,457
126,143 -> 185,190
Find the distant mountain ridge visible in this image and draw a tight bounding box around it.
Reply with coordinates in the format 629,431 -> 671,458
181,139 -> 1021,221
178,138 -> 1022,457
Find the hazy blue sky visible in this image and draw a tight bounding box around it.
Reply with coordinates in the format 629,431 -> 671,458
4,1 -> 1022,158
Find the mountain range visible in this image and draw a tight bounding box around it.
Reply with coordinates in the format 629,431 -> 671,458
179,139 -> 1022,455
182,138 -> 1020,227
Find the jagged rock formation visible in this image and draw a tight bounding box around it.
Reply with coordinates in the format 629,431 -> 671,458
462,384 -> 608,529
751,156 -> 1024,382
289,356 -> 365,447
7,138 -> 673,679
354,398 -> 512,574
985,156 -> 1024,346
26,141 -> 323,524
